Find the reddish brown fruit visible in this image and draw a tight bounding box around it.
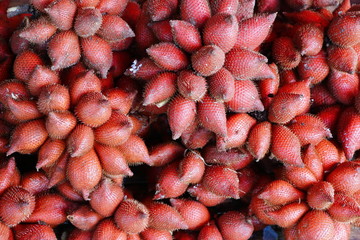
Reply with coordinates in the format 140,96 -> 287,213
46,111 -> 77,139
13,50 -> 44,81
14,224 -> 56,239
268,93 -> 306,124
170,20 -> 202,53
37,84 -> 70,114
30,0 -> 53,11
67,124 -> 94,157
198,221 -> 222,240
202,145 -> 254,170
258,63 -> 279,109
266,202 -> 309,228
327,161 -> 360,195
296,211 -> 335,240
209,0 -> 238,15
20,171 -> 49,195
154,161 -> 188,200
203,13 -> 239,53
45,0 -> 77,30
327,13 -> 360,47
149,20 -> 173,42
307,181 -> 334,210
8,119 -> 48,156
45,152 -> 69,188
202,165 -> 239,199
48,31 -> 80,70
104,88 -> 137,114
147,201 -> 188,231
208,67 -> 235,102
198,94 -> 227,136
143,72 -> 177,106
226,79 -> 264,113
217,113 -> 256,150
328,193 -> 360,222
147,42 -> 188,71
235,13 -> 277,50
81,35 -> 113,78
117,135 -> 152,166
170,198 -> 210,230
28,65 -> 60,96
287,114 -> 332,146
94,111 -> 133,146
315,139 -> 341,172
67,228 -> 93,240
20,16 -> 57,44
25,193 -> 69,226
56,181 -> 83,202
90,178 -> 124,217
271,124 -> 303,166
140,228 -> 172,240
177,70 -> 207,101
327,45 -> 358,74
188,184 -> 227,207
74,8 -> 102,38
181,122 -> 213,149
37,139 -> 66,170
67,205 -> 103,231
297,50 -> 329,85
75,92 -> 112,127
257,180 -> 305,206
191,45 -> 225,77
217,211 -> 254,240
224,47 -> 270,80
0,222 -> 12,240
149,142 -> 185,167
114,199 -> 149,234
68,70 -> 102,105
147,0 -> 178,22
178,150 -> 205,184
272,36 -> 301,70
67,149 -> 102,200
180,0 -> 211,27
336,108 -> 360,160
0,158 -> 18,195
327,69 -> 359,105
125,58 -> 163,81
98,15 -> 135,42
96,0 -> 128,15
94,143 -> 133,177
293,23 -> 324,56
6,98 -> 42,122
75,0 -> 99,7
247,121 -> 271,160
167,95 -> 196,140
93,219 -> 127,240
0,186 -> 35,227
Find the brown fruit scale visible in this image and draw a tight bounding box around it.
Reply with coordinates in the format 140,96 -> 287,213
1,0 -> 360,239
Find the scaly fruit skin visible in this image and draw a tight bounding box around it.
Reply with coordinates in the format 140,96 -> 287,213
4,0 -> 360,239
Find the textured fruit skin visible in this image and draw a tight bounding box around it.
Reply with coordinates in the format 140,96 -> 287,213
74,8 -> 102,38
89,177 -> 124,217
147,42 -> 188,71
147,201 -> 188,231
327,13 -> 360,47
81,35 -> 113,78
203,13 -> 239,53
167,95 -> 196,140
197,94 -> 227,136
235,13 -> 277,50
191,45 -> 225,77
114,199 -> 149,234
170,20 -> 202,53
270,124 -> 303,166
66,149 -> 102,200
48,31 -> 81,71
8,119 -> 48,156
0,186 -> 35,227
217,211 -> 254,240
